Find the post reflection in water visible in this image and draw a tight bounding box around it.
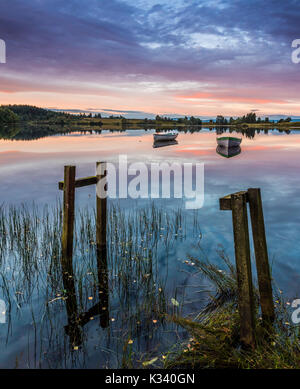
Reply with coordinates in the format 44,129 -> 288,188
96,161 -> 109,328
61,253 -> 83,347
60,162 -> 109,348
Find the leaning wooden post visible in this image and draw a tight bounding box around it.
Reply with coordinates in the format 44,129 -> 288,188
62,166 -> 76,265
220,191 -> 256,348
231,192 -> 256,348
248,188 -> 274,325
96,162 -> 109,328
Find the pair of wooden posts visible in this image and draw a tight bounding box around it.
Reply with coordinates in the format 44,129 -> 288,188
60,164 -> 273,349
59,163 -> 109,344
220,189 -> 274,348
60,162 -> 107,264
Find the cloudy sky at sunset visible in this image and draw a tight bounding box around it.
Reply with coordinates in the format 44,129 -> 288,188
0,0 -> 300,118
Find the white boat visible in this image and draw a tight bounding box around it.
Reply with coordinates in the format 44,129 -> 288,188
153,133 -> 178,142
217,136 -> 242,148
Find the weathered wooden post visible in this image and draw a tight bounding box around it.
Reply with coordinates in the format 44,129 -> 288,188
96,161 -> 109,328
231,192 -> 256,348
62,166 -> 76,265
220,191 -> 256,349
248,188 -> 274,325
60,166 -> 82,346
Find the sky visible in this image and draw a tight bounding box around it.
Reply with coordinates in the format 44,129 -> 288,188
0,0 -> 300,118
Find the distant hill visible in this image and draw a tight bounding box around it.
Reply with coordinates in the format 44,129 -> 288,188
1,105 -> 72,122
0,106 -> 19,123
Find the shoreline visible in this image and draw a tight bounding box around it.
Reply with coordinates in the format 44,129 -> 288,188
4,119 -> 300,130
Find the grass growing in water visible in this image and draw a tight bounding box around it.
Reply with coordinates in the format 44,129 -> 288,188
0,202 -> 201,368
5,202 -> 296,369
165,254 -> 300,369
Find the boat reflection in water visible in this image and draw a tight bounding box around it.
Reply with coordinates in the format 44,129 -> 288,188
216,136 -> 242,159
153,139 -> 178,148
217,136 -> 242,148
216,145 -> 241,158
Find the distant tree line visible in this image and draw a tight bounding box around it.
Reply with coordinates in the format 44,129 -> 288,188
214,113 -> 290,125
2,105 -> 74,122
0,107 -> 19,123
143,115 -> 202,125
0,105 -> 295,126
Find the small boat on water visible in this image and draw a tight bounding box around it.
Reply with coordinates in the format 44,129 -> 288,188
216,145 -> 241,158
217,136 -> 242,148
153,133 -> 178,142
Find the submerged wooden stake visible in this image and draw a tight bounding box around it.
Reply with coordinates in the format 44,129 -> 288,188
248,188 -> 274,325
62,166 -> 76,265
231,192 -> 256,349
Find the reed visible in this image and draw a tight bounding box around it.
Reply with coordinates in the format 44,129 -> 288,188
0,201 -> 198,368
165,253 -> 300,369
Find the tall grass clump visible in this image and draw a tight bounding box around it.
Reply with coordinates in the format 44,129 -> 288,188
164,252 -> 300,369
0,201 -> 200,368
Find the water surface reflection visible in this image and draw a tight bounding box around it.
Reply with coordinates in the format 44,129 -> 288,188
0,126 -> 300,368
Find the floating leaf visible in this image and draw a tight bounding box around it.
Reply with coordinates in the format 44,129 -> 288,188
48,296 -> 64,303
142,357 -> 158,366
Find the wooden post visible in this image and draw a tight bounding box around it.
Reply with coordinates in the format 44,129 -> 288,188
96,162 -> 109,328
231,192 -> 256,349
62,166 -> 76,265
60,166 -> 81,346
248,188 -> 274,324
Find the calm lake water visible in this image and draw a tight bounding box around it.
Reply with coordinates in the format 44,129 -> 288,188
0,126 -> 300,368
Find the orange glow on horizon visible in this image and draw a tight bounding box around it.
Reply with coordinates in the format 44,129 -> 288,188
175,93 -> 287,105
